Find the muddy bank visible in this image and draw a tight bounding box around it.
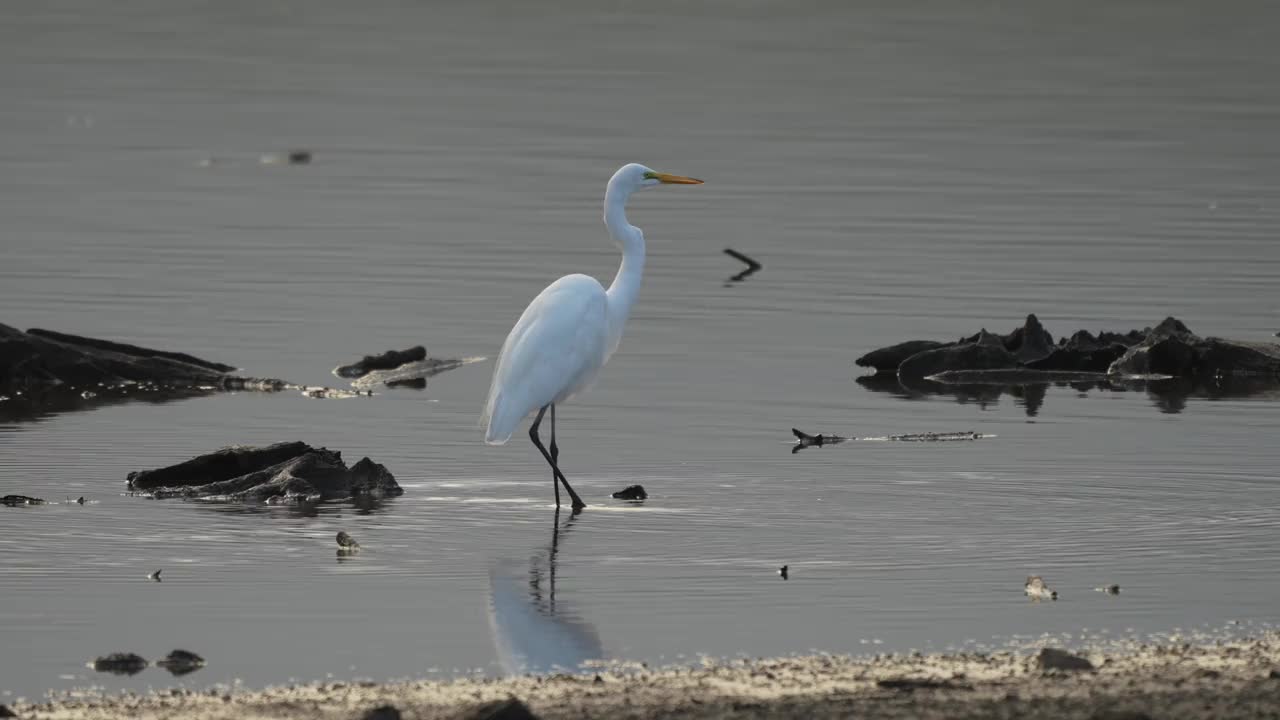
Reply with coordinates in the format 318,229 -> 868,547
13,633 -> 1280,719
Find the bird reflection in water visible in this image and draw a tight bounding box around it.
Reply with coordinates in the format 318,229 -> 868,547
488,509 -> 604,676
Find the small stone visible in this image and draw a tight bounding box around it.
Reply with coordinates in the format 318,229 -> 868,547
148,569 -> 162,582
611,485 -> 647,501
336,531 -> 360,550
778,565 -> 789,580
1037,648 -> 1094,672
76,496 -> 86,505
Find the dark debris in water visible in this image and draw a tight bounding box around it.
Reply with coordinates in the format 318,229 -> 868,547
1,494 -> 45,506
724,247 -> 763,284
792,428 -> 990,452
611,484 -> 647,501
91,652 -> 148,676
155,649 -> 205,677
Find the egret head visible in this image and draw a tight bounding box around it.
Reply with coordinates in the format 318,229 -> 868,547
611,163 -> 703,193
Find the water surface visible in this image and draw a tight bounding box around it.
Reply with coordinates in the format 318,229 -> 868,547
4,0 -> 1280,701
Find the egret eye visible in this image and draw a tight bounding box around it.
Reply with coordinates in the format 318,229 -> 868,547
642,171 -> 658,180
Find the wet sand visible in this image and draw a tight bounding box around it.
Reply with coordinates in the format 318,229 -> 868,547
11,633 -> 1279,719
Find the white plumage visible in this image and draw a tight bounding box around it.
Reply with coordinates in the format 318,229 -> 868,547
480,163 -> 703,509
483,274 -> 608,444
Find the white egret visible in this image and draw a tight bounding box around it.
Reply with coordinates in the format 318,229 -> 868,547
482,163 -> 703,510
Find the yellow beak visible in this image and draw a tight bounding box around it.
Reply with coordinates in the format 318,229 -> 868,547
653,172 -> 704,185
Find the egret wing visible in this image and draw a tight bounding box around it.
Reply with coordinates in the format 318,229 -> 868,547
483,275 -> 608,444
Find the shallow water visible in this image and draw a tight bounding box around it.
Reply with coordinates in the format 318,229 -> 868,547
4,0 -> 1280,701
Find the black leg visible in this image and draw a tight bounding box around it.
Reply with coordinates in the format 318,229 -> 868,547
549,404 -> 559,465
529,405 -> 586,511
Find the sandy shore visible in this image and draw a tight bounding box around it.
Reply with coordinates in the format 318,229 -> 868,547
9,633 -> 1280,720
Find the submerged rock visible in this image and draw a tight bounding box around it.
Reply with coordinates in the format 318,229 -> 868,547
128,443 -> 402,503
155,649 -> 205,677
1,495 -> 45,506
611,484 -> 648,501
856,340 -> 950,373
0,323 -> 288,410
90,652 -> 148,676
333,345 -> 483,391
898,339 -> 1021,379
1109,318 -> 1280,379
859,315 -> 1280,382
333,346 -> 427,379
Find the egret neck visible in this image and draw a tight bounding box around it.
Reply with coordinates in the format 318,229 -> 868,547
602,176 -> 645,359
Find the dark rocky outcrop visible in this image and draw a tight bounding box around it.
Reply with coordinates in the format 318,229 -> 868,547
0,323 -> 271,392
1108,318 -> 1280,379
334,346 -> 427,379
128,443 -> 402,503
897,335 -> 1022,378
856,340 -> 950,373
359,706 -> 403,720
860,315 -> 1280,383
91,652 -> 148,676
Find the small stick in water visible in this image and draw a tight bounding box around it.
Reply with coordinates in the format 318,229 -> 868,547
724,248 -> 763,283
792,428 -> 848,453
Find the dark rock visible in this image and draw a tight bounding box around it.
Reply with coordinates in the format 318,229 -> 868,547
334,346 -> 427,379
610,484 -> 647,501
155,649 -> 205,676
1,323 -> 232,392
1037,648 -> 1094,672
1,495 -> 45,506
128,441 -> 312,490
348,457 -> 401,497
899,340 -> 1022,379
129,443 -> 402,502
0,704 -> 16,718
877,677 -> 969,691
1109,318 -> 1280,379
856,340 -> 950,373
779,565 -> 788,580
359,706 -> 402,720
25,328 -> 236,373
1002,314 -> 1055,364
384,377 -> 426,389
91,652 -> 148,676
1029,329 -> 1132,372
287,150 -> 312,165
450,698 -> 541,720
336,531 -> 360,550
0,324 -> 289,412
859,316 -> 1280,382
